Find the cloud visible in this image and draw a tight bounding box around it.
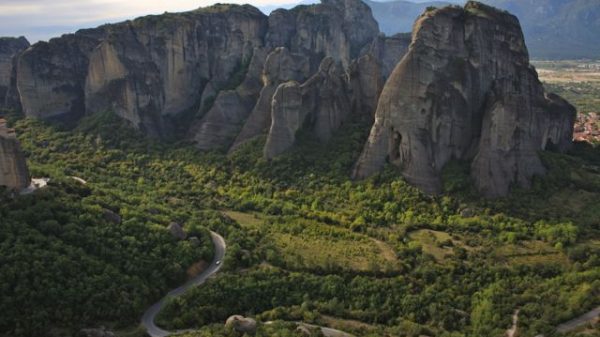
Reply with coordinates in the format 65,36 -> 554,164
0,0 -> 303,43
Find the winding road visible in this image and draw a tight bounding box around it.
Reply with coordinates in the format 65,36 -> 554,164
532,305 -> 600,337
556,306 -> 600,333
141,230 -> 353,337
141,231 -> 226,337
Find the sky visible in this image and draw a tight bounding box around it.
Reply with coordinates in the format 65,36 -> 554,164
0,0 -> 307,43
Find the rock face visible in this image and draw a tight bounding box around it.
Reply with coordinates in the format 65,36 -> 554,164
11,0 -> 391,158
190,47 -> 269,150
225,315 -> 257,334
0,37 -> 29,110
85,5 -> 267,137
229,0 -> 380,151
18,28 -> 106,120
231,47 -> 312,152
264,57 -> 351,158
0,118 -> 30,190
353,2 -> 576,197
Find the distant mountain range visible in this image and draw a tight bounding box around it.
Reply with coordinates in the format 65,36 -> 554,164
357,0 -> 600,59
481,0 -> 600,59
364,0 -> 452,35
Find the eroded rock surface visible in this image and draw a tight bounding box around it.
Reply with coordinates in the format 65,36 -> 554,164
353,2 -> 576,197
0,37 -> 29,110
225,315 -> 257,334
18,28 -> 106,120
231,47 -> 311,151
0,118 -> 30,190
85,5 -> 267,137
265,57 -> 351,158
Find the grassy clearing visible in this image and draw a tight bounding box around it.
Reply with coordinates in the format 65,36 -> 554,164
408,229 -> 465,262
270,218 -> 401,274
223,210 -> 263,229
494,241 -> 570,267
269,229 -> 401,273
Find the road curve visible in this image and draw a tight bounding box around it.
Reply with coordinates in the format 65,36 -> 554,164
141,231 -> 226,337
534,305 -> 600,337
556,305 -> 600,333
142,231 -> 353,337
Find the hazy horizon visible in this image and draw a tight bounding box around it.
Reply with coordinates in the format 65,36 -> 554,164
0,0 -> 311,43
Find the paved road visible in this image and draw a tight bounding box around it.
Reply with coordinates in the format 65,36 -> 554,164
141,231 -> 353,337
534,305 -> 600,337
556,306 -> 600,333
141,231 -> 226,337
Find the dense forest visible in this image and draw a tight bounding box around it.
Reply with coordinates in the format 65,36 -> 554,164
0,102 -> 599,337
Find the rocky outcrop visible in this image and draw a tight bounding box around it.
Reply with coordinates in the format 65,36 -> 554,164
18,28 -> 106,120
225,315 -> 257,334
230,47 -> 311,151
102,209 -> 122,224
353,2 -> 576,197
0,118 -> 30,190
0,37 -> 29,110
264,57 -> 350,158
190,47 -> 269,150
167,222 -> 187,240
266,0 -> 379,68
85,5 -> 267,137
13,0 -> 385,157
228,0 -> 379,151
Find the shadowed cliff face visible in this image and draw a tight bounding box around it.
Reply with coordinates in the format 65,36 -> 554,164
0,119 -> 30,191
0,37 -> 29,110
84,5 -> 268,138
353,1 -> 576,197
17,28 -> 106,121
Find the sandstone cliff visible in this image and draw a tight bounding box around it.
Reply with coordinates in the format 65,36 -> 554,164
264,57 -> 351,158
85,5 -> 267,137
15,0 -> 384,151
0,37 -> 29,110
229,0 -> 381,151
353,2 -> 576,197
0,118 -> 30,190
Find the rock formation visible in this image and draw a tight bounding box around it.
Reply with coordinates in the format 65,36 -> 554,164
230,47 -> 312,152
0,37 -> 29,110
168,222 -> 187,240
14,0 -> 385,152
18,28 -> 106,120
225,315 -> 257,334
7,0 -> 576,197
0,118 -> 30,190
190,47 -> 269,150
230,0 -> 381,151
264,57 -> 351,158
353,2 -> 576,197
84,5 -> 267,137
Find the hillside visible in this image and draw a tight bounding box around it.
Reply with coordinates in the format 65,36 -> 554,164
0,1 -> 598,337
